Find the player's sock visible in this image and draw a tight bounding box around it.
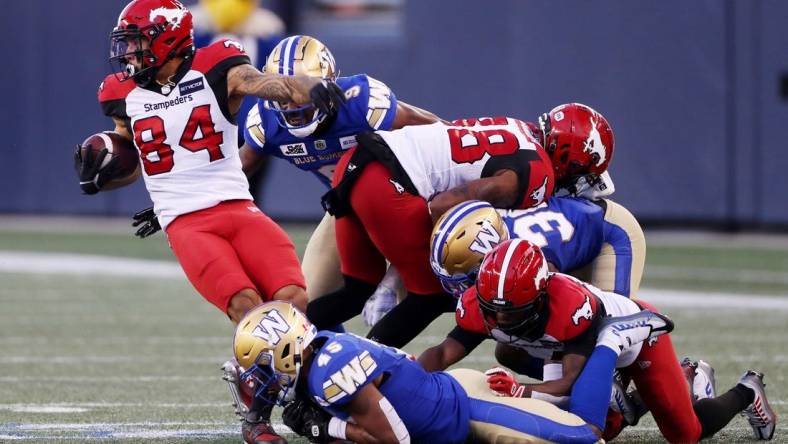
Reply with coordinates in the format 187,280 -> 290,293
306,276 -> 377,329
694,384 -> 754,439
568,345 -> 619,430
366,292 -> 454,348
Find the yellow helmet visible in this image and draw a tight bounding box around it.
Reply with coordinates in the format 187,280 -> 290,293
263,35 -> 339,137
430,200 -> 509,297
264,35 -> 337,79
233,301 -> 317,405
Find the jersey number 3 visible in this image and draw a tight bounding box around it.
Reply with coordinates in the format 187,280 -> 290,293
448,128 -> 519,164
133,105 -> 225,176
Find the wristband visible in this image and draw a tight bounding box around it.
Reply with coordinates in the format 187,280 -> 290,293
328,417 -> 348,440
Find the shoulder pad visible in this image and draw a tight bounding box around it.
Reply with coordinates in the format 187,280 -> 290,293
339,75 -> 397,131
455,288 -> 487,335
244,103 -> 266,148
544,274 -> 599,341
97,74 -> 134,103
192,39 -> 249,73
309,334 -> 379,407
521,146 -> 555,208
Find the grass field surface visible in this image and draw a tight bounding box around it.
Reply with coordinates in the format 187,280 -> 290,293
0,220 -> 786,443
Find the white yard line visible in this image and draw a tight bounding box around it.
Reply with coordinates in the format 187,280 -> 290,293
0,251 -> 181,278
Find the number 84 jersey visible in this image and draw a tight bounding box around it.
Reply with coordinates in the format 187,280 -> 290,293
97,40 -> 253,230
378,117 -> 555,209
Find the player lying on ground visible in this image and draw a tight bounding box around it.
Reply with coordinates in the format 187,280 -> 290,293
307,117 -> 555,348
73,1 -> 344,442
429,198 -> 643,378
365,102 -> 627,324
233,301 -> 670,443
423,239 -> 777,442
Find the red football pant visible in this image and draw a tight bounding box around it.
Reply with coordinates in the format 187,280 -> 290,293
333,151 -> 443,295
619,301 -> 702,443
166,200 -> 305,313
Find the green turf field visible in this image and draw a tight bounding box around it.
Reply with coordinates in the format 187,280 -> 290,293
1,222 -> 786,443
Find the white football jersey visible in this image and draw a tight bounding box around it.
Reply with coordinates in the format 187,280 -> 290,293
377,117 -> 552,207
99,40 -> 253,229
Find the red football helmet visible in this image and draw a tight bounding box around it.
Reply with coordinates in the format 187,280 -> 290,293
537,103 -> 614,191
476,239 -> 550,339
110,0 -> 194,85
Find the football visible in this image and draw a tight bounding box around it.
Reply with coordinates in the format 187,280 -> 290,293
80,131 -> 139,184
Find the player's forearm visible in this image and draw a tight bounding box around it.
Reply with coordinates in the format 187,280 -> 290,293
417,345 -> 451,372
429,177 -> 516,222
346,423 -> 392,444
523,377 -> 575,398
228,64 -> 311,104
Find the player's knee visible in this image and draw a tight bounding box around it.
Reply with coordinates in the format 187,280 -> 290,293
227,289 -> 263,323
272,285 -> 307,312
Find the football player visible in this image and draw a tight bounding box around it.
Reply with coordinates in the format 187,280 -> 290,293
73,1 -> 344,442
307,116 -> 555,348
131,35 -> 442,310
233,301 -> 666,443
422,239 -> 777,443
241,35 -> 442,305
431,197 -> 644,300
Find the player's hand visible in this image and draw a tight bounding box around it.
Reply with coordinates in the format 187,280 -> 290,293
74,144 -> 119,195
131,207 -> 161,238
297,78 -> 345,116
282,398 -> 333,443
485,367 -> 525,397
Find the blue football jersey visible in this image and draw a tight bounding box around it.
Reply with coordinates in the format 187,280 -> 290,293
244,74 -> 399,187
306,331 -> 470,444
500,197 -> 606,273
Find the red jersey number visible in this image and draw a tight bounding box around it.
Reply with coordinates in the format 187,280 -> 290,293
134,105 -> 224,176
448,128 -> 520,164
180,105 -> 225,162
133,116 -> 174,176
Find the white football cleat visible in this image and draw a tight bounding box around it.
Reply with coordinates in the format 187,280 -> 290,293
221,359 -> 249,417
682,357 -> 717,402
609,371 -> 638,426
738,370 -> 777,440
598,310 -> 674,351
362,284 -> 398,326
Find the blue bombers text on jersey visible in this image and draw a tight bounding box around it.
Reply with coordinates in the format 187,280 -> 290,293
244,74 -> 398,187
306,331 -> 470,444
499,197 -> 639,297
305,331 -> 599,444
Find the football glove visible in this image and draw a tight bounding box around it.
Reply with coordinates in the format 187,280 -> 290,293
132,207 -> 161,238
282,398 -> 333,443
74,143 -> 120,195
485,367 -> 525,397
309,79 -> 346,116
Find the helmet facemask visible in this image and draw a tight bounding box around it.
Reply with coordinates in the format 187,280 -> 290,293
479,291 -> 546,341
264,99 -> 327,138
240,335 -> 307,407
110,25 -> 161,86
436,266 -> 479,299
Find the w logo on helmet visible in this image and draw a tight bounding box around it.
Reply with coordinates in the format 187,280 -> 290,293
251,309 -> 291,346
469,219 -> 502,255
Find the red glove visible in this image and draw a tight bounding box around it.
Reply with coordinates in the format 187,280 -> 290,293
485,367 -> 525,397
